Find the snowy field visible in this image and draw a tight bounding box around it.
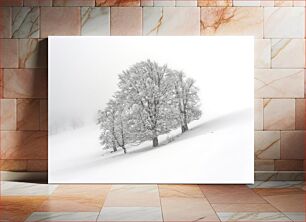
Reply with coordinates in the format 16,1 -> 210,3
49,108 -> 253,184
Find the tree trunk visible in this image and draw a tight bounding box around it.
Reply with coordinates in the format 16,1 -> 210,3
181,124 -> 188,133
153,137 -> 158,147
122,146 -> 127,154
113,141 -> 117,152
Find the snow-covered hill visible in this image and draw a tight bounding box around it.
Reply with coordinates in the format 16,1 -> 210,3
49,109 -> 253,184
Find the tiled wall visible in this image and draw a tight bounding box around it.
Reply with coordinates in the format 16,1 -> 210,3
0,0 -> 305,180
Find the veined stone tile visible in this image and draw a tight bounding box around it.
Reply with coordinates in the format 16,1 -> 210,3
200,7 -> 263,37
141,0 -> 153,6
272,39 -> 304,68
19,39 -> 47,68
0,39 -> 18,68
293,0 -> 305,6
158,185 -> 204,198
81,7 -> 110,36
40,99 -> 48,130
53,0 -> 95,6
304,70 -> 306,98
41,7 -> 80,38
176,0 -> 197,6
217,212 -> 291,221
248,181 -> 304,188
255,131 -> 280,160
26,212 -> 99,222
96,0 -> 140,6
27,159 -> 48,171
233,0 -> 260,6
255,160 -> 274,171
0,69 -> 2,98
280,131 -> 304,160
263,99 -> 295,130
255,39 -> 271,68
274,0 -> 293,6
17,99 -> 40,130
212,203 -> 278,212
0,0 -> 22,6
0,99 -> 16,130
275,160 -> 304,171
295,99 -> 305,130
0,159 -> 27,171
161,197 -> 219,221
255,171 -> 304,181
0,7 -> 11,38
98,207 -> 162,221
52,184 -> 110,198
143,7 -> 200,35
264,7 -> 305,38
3,69 -> 47,99
0,131 -> 48,159
23,0 -> 52,6
1,181 -> 57,196
255,69 -> 304,98
111,7 -> 142,35
261,0 -> 274,6
283,212 -> 305,222
153,0 -> 175,6
198,0 -> 232,6
12,7 -> 39,38
255,99 -> 263,130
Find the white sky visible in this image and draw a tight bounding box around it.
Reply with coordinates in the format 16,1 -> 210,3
49,36 -> 254,130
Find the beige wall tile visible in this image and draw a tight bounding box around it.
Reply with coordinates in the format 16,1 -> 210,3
263,99 -> 295,130
255,69 -> 304,98
293,0 -> 305,6
255,99 -> 263,130
53,0 -> 95,6
0,99 -> 16,130
27,159 -> 48,171
233,0 -> 260,6
264,7 -> 305,38
111,7 -> 142,35
0,69 -> 3,98
198,0 -> 232,6
275,160 -> 304,171
200,7 -> 263,37
260,0 -> 274,6
12,7 -> 39,38
274,0 -> 293,6
0,159 -> 27,171
0,0 -> 22,7
81,7 -> 110,36
0,7 -> 11,38
176,0 -> 197,6
40,99 -> 48,130
143,7 -> 200,36
254,39 -> 271,68
41,7 -> 80,38
154,0 -> 175,6
23,0 -> 52,6
19,39 -> 47,68
3,69 -> 47,99
255,131 -> 280,159
0,39 -> 18,68
272,39 -> 304,68
280,131 -> 304,159
141,0 -> 153,6
295,99 -> 305,130
17,99 -> 40,130
255,160 -> 274,171
96,0 -> 140,6
0,131 -> 48,159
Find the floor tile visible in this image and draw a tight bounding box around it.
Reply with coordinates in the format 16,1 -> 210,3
248,181 -> 304,189
25,212 -> 99,221
217,212 -> 291,221
97,207 -> 162,221
283,212 -> 305,222
255,188 -> 305,212
0,196 -> 47,221
212,203 -> 278,212
37,196 -> 104,212
199,185 -> 266,204
103,185 -> 160,207
161,197 -> 219,221
1,181 -> 58,196
159,184 -> 203,198
52,184 -> 111,198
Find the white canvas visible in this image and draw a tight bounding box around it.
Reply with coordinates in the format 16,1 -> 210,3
48,36 -> 254,184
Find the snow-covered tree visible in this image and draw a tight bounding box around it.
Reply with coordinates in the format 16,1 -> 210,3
168,71 -> 202,133
118,60 -> 174,147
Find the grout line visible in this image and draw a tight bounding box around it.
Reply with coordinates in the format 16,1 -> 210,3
157,184 -> 165,222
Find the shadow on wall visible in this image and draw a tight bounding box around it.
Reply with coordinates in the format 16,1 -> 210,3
1,39 -> 48,183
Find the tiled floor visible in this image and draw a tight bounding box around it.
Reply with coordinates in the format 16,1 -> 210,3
0,181 -> 305,221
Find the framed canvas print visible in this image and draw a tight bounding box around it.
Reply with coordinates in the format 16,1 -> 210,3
48,36 -> 254,183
